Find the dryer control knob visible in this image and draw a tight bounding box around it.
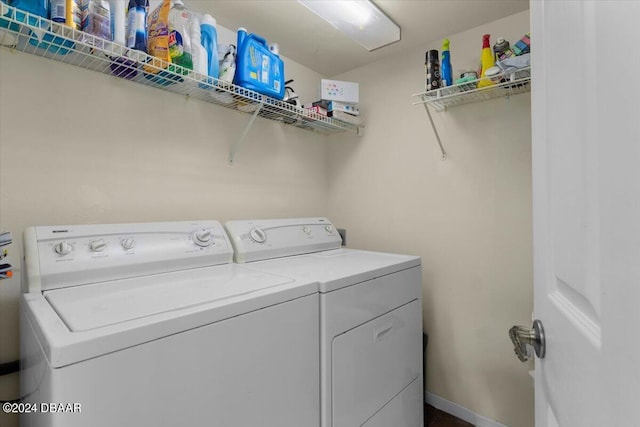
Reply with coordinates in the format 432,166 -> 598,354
121,237 -> 136,250
249,227 -> 267,244
325,225 -> 334,233
54,241 -> 73,256
193,229 -> 213,247
89,239 -> 107,252
302,226 -> 311,235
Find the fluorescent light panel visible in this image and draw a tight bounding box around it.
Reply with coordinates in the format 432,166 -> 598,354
298,0 -> 400,51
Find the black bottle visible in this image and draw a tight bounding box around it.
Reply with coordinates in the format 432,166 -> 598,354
425,49 -> 441,91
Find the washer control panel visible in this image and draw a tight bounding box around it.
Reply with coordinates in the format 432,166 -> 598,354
225,218 -> 342,263
24,221 -> 233,292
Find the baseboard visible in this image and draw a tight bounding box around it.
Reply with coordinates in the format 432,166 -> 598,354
425,392 -> 510,427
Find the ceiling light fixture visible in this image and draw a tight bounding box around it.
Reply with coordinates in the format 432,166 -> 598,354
297,0 -> 401,51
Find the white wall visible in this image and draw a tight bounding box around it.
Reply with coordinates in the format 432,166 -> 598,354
0,7 -> 534,427
0,25 -> 330,427
326,10 -> 534,427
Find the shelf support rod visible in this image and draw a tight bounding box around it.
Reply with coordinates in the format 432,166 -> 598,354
229,102 -> 264,165
422,102 -> 447,160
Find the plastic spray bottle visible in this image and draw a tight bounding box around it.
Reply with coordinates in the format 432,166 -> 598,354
441,38 -> 452,87
478,34 -> 496,88
200,14 -> 219,79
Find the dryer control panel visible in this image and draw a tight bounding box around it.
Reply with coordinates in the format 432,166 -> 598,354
225,218 -> 342,263
24,221 -> 233,292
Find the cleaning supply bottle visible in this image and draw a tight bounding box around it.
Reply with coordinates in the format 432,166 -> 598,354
425,49 -> 440,91
441,38 -> 452,87
493,37 -> 511,61
82,0 -> 112,44
109,0 -> 125,45
190,16 -> 207,76
50,0 -> 81,30
167,0 -> 192,71
478,34 -> 496,88
125,0 -> 147,52
218,44 -> 236,83
200,14 -> 219,79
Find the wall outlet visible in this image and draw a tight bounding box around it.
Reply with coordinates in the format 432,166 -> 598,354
337,228 -> 347,246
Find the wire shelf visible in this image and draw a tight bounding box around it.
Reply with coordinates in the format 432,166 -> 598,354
413,68 -> 531,112
0,3 -> 361,136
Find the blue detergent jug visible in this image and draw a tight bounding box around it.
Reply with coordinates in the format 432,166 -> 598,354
0,1 -> 20,46
12,0 -> 75,54
234,27 -> 285,100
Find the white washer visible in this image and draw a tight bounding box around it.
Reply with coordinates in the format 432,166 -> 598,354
225,218 -> 424,427
20,220 -> 319,427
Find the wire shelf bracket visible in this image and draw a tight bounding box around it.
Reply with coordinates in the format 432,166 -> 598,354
229,102 -> 263,164
413,69 -> 531,161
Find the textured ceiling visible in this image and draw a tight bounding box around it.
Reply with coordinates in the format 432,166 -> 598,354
188,0 -> 530,77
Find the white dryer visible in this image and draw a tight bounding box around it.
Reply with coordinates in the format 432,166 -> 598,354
225,218 -> 424,427
20,220 -> 320,427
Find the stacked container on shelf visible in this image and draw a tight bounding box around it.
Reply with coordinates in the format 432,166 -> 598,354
5,0 -> 290,102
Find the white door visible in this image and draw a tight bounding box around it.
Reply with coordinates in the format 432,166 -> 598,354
530,1 -> 640,426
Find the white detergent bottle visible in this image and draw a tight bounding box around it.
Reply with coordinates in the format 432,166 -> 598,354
109,0 -> 126,45
190,16 -> 207,77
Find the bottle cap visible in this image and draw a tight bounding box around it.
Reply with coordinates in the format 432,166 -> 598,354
442,38 -> 450,51
202,14 -> 216,26
269,43 -> 279,55
482,34 -> 491,48
425,49 -> 439,63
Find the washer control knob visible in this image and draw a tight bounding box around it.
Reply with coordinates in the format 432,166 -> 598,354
121,237 -> 136,250
89,239 -> 107,252
192,229 -> 213,247
249,227 -> 267,244
54,241 -> 73,256
302,226 -> 311,235
325,225 -> 334,233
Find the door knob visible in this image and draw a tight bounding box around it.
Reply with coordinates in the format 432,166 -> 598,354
509,319 -> 545,362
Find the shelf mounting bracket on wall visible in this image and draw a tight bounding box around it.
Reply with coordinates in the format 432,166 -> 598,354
413,67 -> 531,162
422,103 -> 447,161
229,102 -> 264,165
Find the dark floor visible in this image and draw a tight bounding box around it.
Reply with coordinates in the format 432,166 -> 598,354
425,403 -> 474,427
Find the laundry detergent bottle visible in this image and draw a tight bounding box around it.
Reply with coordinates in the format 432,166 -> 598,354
234,27 -> 285,99
200,14 -> 219,80
190,16 -> 207,76
167,0 -> 192,72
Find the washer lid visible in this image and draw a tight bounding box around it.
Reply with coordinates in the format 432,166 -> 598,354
44,264 -> 297,332
25,264 -> 318,368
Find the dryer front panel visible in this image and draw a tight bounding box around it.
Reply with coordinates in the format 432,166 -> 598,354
331,299 -> 422,427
